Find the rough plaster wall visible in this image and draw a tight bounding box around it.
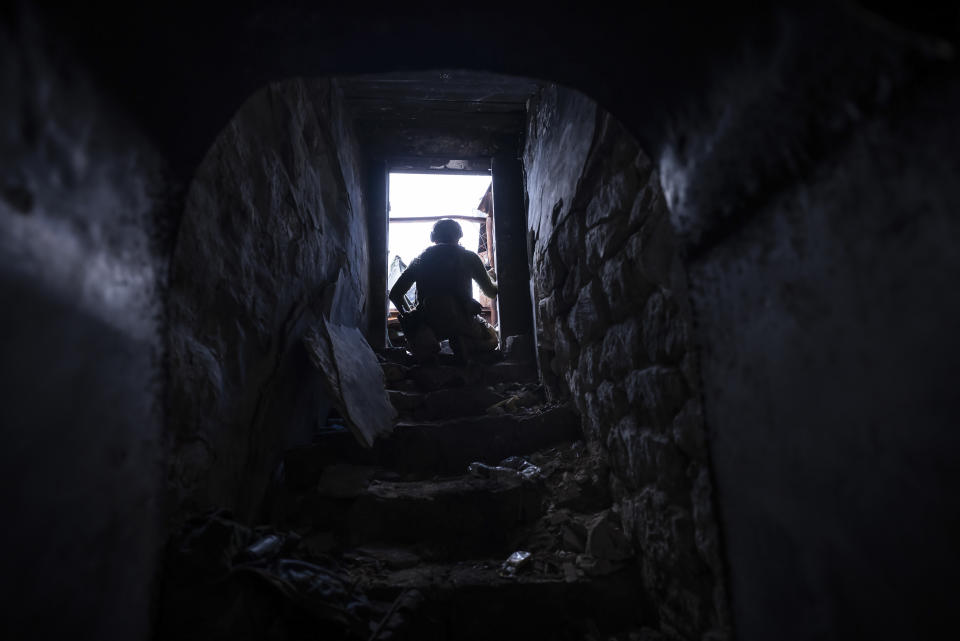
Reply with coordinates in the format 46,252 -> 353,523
0,11 -> 165,641
656,10 -> 960,641
524,86 -> 729,640
166,78 -> 369,525
677,69 -> 960,641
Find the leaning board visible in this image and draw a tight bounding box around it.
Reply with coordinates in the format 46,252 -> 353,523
304,319 -> 396,448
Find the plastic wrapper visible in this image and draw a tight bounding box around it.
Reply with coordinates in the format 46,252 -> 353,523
499,550 -> 533,577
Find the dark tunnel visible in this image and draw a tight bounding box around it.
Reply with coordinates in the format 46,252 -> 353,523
2,2 -> 960,640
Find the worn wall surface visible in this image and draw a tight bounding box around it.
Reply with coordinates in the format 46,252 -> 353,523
524,86 -> 729,640
659,12 -> 960,641
0,11 -> 166,641
6,3 -> 960,641
166,78 -> 370,524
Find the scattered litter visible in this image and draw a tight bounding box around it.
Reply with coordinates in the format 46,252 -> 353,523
498,455 -> 542,480
467,461 -> 521,482
498,456 -> 525,469
499,550 -> 533,577
520,466 -> 541,481
466,458 -> 542,482
236,533 -> 284,562
483,383 -> 545,416
160,510 -> 375,640
527,441 -> 611,511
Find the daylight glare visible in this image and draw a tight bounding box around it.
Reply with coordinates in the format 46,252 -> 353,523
388,173 -> 492,308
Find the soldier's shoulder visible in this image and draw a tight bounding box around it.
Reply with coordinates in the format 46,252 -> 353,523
457,245 -> 481,259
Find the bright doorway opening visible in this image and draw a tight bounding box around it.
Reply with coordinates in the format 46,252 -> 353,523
387,172 -> 496,344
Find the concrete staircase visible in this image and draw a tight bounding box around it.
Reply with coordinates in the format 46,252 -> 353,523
266,350 -> 650,639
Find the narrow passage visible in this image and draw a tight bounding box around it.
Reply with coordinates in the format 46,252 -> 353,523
159,346 -> 650,639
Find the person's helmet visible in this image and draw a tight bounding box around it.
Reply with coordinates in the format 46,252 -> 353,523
430,218 -> 463,244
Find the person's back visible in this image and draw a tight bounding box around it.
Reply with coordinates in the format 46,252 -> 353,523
410,243 -> 481,305
389,218 -> 499,363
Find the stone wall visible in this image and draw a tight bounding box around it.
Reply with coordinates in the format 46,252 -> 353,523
524,86 -> 729,640
0,9 -> 166,641
165,78 -> 370,524
658,12 -> 960,640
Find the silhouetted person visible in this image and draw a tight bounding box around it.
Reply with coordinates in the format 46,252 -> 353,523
389,218 -> 499,364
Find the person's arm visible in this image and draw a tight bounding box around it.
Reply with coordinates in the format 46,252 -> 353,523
389,261 -> 417,313
469,252 -> 498,298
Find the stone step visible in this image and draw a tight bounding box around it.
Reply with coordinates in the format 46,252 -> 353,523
381,360 -> 538,392
292,475 -> 542,556
377,346 -> 418,366
377,347 -> 504,367
388,385 -> 508,421
347,555 -> 650,639
283,403 -> 581,487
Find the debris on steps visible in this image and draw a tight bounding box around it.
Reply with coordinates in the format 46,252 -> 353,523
344,553 -> 649,640
156,509 -> 380,641
377,346 -> 417,366
388,385 -> 506,421
284,473 -> 543,557
160,339 -> 656,639
159,439 -> 655,640
280,402 -> 581,484
388,378 -> 548,421
381,359 -> 539,393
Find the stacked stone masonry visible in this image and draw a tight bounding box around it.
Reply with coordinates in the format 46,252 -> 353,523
524,86 -> 730,641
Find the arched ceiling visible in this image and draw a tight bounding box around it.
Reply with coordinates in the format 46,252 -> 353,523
29,0 -> 782,177
26,0 -> 955,187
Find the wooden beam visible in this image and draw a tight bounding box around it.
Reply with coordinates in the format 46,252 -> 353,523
389,214 -> 487,223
